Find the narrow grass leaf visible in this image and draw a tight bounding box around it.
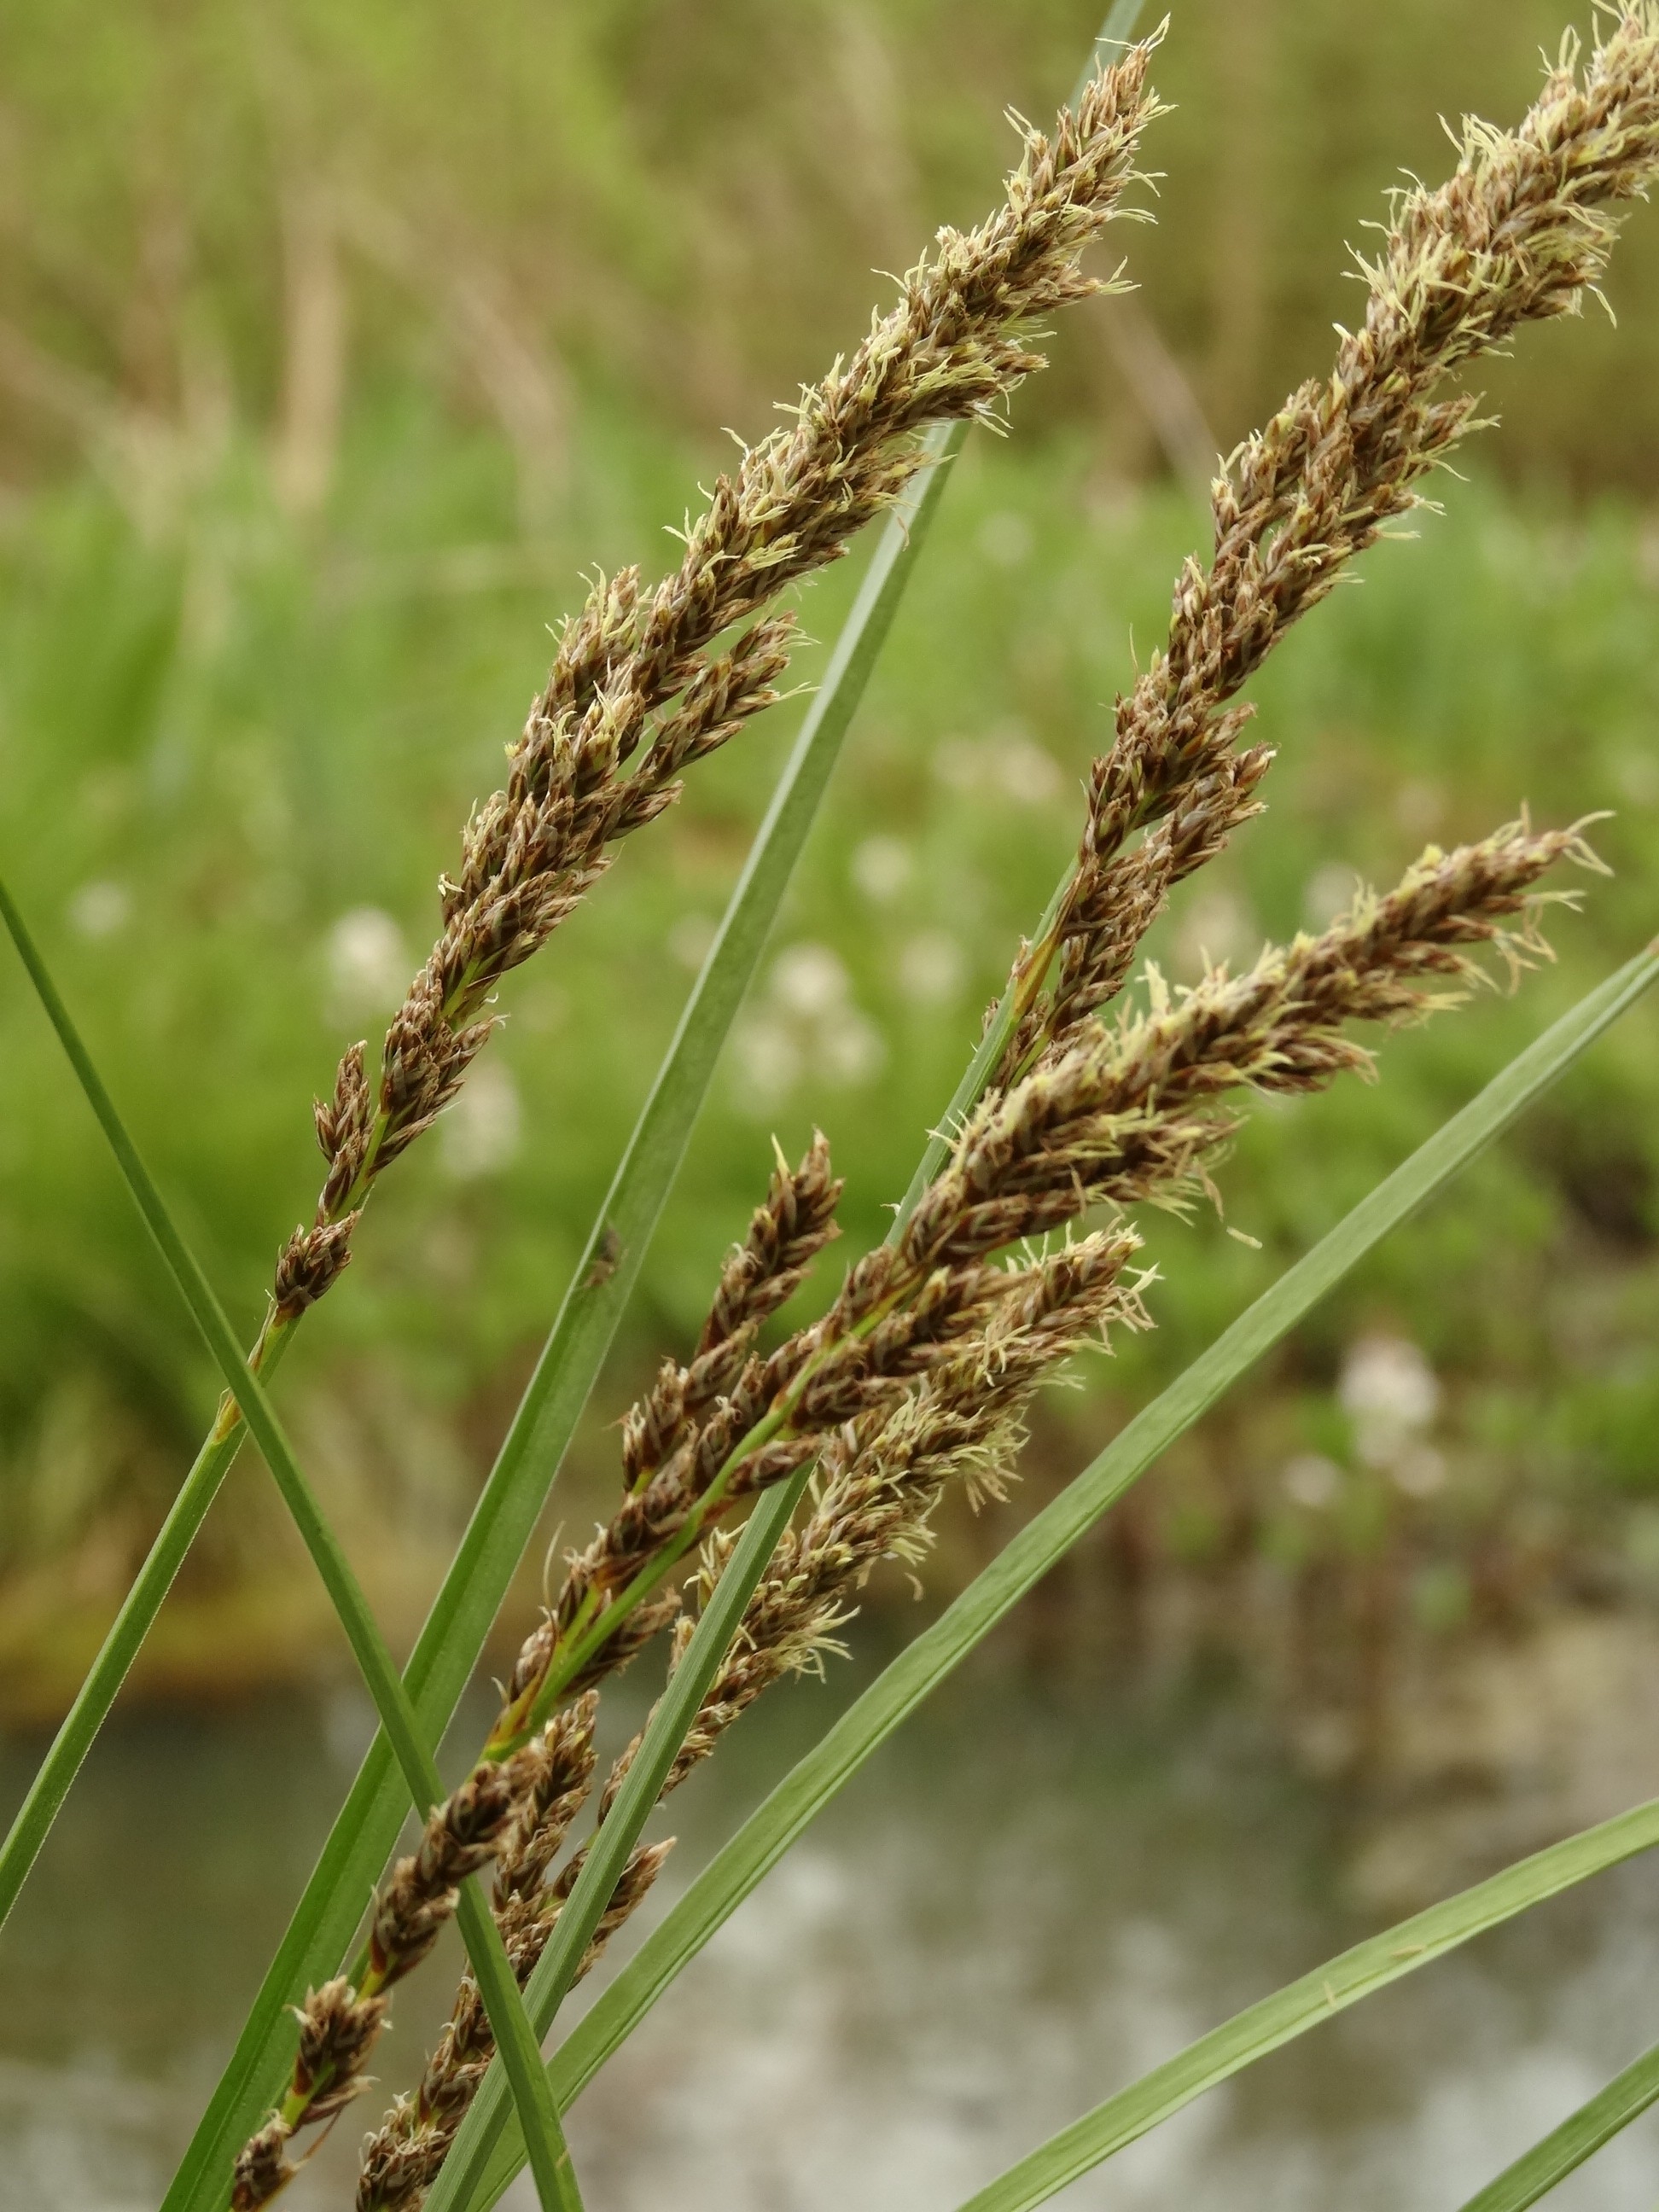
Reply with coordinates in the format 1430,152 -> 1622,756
952,1803 -> 1659,2212
0,1376 -> 277,1930
461,941 -> 1659,2211
1453,2038 -> 1659,2212
0,874 -> 580,2212
162,418 -> 963,2212
894,0 -> 1161,1220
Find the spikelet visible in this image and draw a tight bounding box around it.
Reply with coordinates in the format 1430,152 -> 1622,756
354,812 -> 1587,2212
1001,3 -> 1659,1069
230,1758 -> 530,2209
270,44 -> 1165,1326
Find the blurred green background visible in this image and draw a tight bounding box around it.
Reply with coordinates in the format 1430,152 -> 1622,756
3,0 -> 1659,1723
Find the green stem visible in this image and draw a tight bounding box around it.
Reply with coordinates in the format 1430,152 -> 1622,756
0,874 -> 581,2212
894,864 -> 1076,1225
1452,2036 -> 1659,2212
0,1318 -> 291,1930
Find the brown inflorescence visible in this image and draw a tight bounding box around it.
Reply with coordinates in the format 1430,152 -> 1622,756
358,812 -> 1590,2212
354,1697 -> 602,2212
635,1229 -> 1153,1804
236,46 -> 1172,2192
568,814 -> 1592,1908
500,1129 -> 846,1725
646,820 -> 1590,1588
999,4 -> 1659,1076
231,1757 -> 533,2209
340,16 -> 1659,2204
268,42 -> 1166,1329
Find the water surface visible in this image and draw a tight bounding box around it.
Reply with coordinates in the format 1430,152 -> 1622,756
3,1656 -> 1656,2210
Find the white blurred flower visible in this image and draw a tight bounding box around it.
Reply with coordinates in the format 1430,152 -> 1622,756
852,835 -> 912,905
1282,1452 -> 1341,1510
1173,887 -> 1253,975
1339,1334 -> 1441,1471
898,929 -> 964,1007
977,509 -> 1034,568
326,906 -> 409,1022
1392,1444 -> 1447,1499
934,731 -> 1062,807
1303,862 -> 1359,930
67,880 -> 131,940
771,942 -> 850,1018
998,736 -> 1062,804
667,911 -> 718,970
731,1017 -> 802,1111
818,1007 -> 885,1087
730,941 -> 885,1115
439,1060 -> 522,1179
934,741 -> 979,794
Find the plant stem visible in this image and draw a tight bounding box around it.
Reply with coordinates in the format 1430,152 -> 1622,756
0,872 -> 580,2212
1452,2035 -> 1659,2212
0,1320 -> 292,1930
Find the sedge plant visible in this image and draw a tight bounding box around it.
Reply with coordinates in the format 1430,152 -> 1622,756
4,9 -> 1659,2212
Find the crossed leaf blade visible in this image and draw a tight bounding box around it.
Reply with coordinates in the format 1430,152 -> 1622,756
0,876 -> 582,2211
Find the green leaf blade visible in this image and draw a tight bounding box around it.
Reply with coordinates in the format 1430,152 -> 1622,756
953,1804 -> 1659,2212
1454,2039 -> 1659,2212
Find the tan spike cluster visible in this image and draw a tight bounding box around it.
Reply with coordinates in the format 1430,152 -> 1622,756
355,812 -> 1588,2212
230,1755 -> 535,2210
268,40 -> 1166,1326
999,2 -> 1659,1075
228,18 -> 1658,2212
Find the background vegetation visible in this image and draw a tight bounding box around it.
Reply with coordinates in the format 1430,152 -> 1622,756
3,0 -> 1659,1723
